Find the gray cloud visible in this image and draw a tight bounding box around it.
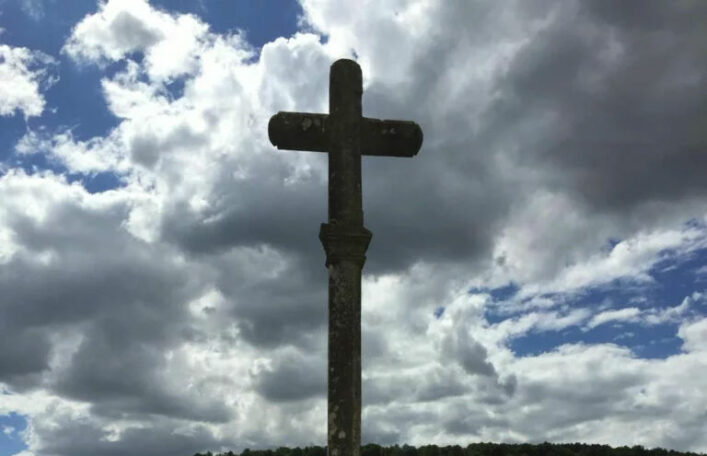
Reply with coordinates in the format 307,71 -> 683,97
3,0 -> 707,454
440,323 -> 498,380
361,424 -> 400,447
210,248 -> 328,350
253,351 -> 326,402
487,1 -> 707,213
53,322 -> 233,423
362,375 -> 415,407
413,370 -> 468,403
161,152 -> 327,258
32,414 -> 222,456
157,0 -> 707,283
0,187 -> 234,423
110,11 -> 164,51
0,324 -> 50,385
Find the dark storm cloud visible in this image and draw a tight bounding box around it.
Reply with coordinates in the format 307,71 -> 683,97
0,192 -> 233,421
441,325 -> 497,379
33,415 -> 222,456
157,0 -> 703,281
361,153 -> 502,275
442,411 -> 509,438
413,372 -> 469,403
253,352 -> 326,402
161,151 -> 327,259
6,0 -> 707,453
2,205 -> 191,331
362,376 -> 415,407
163,79 -> 503,279
53,321 -> 233,422
361,424 -> 401,447
344,0 -> 707,274
0,323 -> 50,385
511,361 -> 651,428
210,249 -> 328,350
488,0 -> 707,211
159,147 -> 337,350
361,329 -> 389,367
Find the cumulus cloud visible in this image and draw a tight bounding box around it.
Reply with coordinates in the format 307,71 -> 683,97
505,337 -> 707,449
678,317 -> 707,354
0,43 -> 57,117
2,0 -> 707,455
63,0 -> 216,81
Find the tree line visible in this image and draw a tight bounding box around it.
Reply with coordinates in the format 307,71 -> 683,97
193,442 -> 705,456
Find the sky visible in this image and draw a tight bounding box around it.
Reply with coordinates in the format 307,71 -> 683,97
0,0 -> 706,455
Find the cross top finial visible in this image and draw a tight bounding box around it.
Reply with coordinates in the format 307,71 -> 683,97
330,59 -> 363,119
331,58 -> 361,76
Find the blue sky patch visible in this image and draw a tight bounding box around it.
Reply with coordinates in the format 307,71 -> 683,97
149,0 -> 304,50
485,220 -> 706,360
508,320 -> 684,359
0,412 -> 29,456
434,306 -> 445,319
0,0 -> 307,194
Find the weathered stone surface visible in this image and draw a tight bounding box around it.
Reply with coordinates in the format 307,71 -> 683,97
268,112 -> 328,152
269,114 -> 422,157
327,258 -> 362,456
319,223 -> 372,268
268,58 -> 422,456
358,118 -> 422,157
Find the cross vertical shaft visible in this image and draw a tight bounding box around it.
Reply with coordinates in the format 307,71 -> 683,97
328,59 -> 363,227
267,58 -> 422,456
321,60 -> 368,456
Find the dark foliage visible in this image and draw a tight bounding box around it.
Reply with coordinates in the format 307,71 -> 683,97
193,442 -> 705,456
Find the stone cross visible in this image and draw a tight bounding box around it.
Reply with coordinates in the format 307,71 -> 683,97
268,59 -> 422,456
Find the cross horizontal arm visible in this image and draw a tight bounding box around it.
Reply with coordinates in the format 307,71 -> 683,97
360,118 -> 423,157
269,112 -> 423,157
268,112 -> 329,152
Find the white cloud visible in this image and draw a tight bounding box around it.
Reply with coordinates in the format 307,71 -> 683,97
504,339 -> 707,450
678,316 -> 707,353
16,128 -> 128,175
3,0 -> 707,455
643,292 -> 701,326
484,307 -> 591,346
586,307 -> 641,329
62,0 -> 234,82
498,193 -> 706,298
548,229 -> 701,292
0,44 -> 56,117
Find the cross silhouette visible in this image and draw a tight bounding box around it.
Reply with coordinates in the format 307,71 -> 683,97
268,59 -> 422,456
